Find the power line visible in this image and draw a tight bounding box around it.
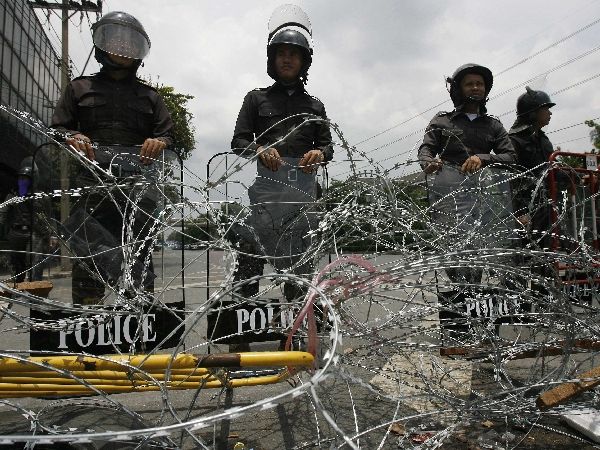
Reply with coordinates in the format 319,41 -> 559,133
349,16 -> 600,149
495,72 -> 600,119
489,44 -> 600,101
495,17 -> 600,77
350,49 -> 600,167
554,135 -> 593,147
547,116 -> 600,135
331,70 -> 600,179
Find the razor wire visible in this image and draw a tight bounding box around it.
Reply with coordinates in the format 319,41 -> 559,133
0,105 -> 600,449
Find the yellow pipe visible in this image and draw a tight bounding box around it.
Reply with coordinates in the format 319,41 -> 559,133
0,375 -> 219,385
0,352 -> 314,373
0,368 -> 211,380
0,353 -> 201,372
0,371 -> 292,397
239,351 -> 314,367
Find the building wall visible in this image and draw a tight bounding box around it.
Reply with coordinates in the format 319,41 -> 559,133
0,0 -> 61,180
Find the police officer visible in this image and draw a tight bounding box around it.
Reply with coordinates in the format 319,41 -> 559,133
419,63 -> 516,175
3,157 -> 49,282
508,88 -> 558,316
419,64 -> 516,283
51,11 -> 174,304
418,64 -> 517,340
216,5 -> 333,351
509,87 -> 556,229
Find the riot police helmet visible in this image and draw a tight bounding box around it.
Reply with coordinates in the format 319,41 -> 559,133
92,11 -> 150,66
517,86 -> 555,117
18,156 -> 36,178
446,63 -> 493,109
267,4 -> 313,83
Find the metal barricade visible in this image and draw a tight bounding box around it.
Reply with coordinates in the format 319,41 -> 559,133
548,151 -> 600,304
205,152 -> 325,349
25,143 -> 187,355
425,164 -> 519,337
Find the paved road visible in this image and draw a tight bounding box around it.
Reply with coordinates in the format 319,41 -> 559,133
0,250 -> 596,449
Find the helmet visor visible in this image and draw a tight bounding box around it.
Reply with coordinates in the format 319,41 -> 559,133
93,23 -> 150,60
268,4 -> 312,51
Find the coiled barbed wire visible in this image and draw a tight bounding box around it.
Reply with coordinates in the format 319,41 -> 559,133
0,105 -> 599,449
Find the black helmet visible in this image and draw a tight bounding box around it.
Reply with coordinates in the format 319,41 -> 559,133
266,4 -> 313,84
517,86 -> 555,117
18,156 -> 36,177
446,63 -> 493,110
267,29 -> 313,82
92,11 -> 150,69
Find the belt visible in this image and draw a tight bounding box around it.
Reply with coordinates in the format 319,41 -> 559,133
98,163 -> 143,178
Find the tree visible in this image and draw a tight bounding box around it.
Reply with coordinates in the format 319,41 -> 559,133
555,146 -> 584,169
585,119 -> 600,152
147,81 -> 195,206
149,81 -> 196,161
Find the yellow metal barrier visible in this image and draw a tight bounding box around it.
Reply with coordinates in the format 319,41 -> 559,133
0,351 -> 314,398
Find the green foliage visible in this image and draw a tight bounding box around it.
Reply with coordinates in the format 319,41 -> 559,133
167,218 -> 209,247
149,81 -> 196,160
324,175 -> 428,252
557,154 -> 584,168
220,201 -> 245,219
585,119 -> 600,151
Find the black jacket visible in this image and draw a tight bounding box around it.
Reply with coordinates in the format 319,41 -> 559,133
418,110 -> 516,169
509,123 -> 555,216
231,82 -> 333,161
51,71 -> 173,147
509,124 -> 554,172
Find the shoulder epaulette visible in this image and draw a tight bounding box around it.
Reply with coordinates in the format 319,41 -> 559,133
486,114 -> 503,123
309,93 -> 324,104
435,111 -> 452,117
135,78 -> 158,92
509,124 -> 532,135
71,74 -> 94,82
301,88 -> 324,105
252,87 -> 268,92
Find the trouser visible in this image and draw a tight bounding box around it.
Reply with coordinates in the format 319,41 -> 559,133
8,232 -> 45,282
207,238 -> 312,345
68,187 -> 157,305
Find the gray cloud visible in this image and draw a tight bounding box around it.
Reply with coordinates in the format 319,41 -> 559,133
40,0 -> 600,184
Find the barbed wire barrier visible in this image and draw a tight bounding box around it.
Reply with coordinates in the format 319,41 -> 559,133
0,105 -> 600,448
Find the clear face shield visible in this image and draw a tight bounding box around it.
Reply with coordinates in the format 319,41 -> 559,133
268,4 -> 313,50
93,23 -> 150,60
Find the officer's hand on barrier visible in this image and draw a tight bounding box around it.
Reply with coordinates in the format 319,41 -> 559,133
299,149 -> 324,173
581,173 -> 597,185
140,138 -> 166,165
67,133 -> 95,161
423,160 -> 442,174
461,155 -> 482,174
517,214 -> 531,226
257,146 -> 282,172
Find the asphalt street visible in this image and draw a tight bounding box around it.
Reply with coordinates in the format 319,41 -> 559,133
0,250 -> 597,449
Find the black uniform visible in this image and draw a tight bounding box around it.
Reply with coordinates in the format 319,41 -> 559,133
52,71 -> 173,147
508,120 -> 559,312
418,110 -> 516,169
2,192 -> 49,282
509,122 -> 554,220
232,82 -> 333,160
51,70 -> 174,304
209,82 -> 332,345
419,110 -> 516,285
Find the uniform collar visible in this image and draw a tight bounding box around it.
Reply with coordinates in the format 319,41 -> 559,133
266,81 -> 305,94
98,67 -> 137,83
448,109 -> 491,121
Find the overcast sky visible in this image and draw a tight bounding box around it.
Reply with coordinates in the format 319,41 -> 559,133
37,0 -> 600,192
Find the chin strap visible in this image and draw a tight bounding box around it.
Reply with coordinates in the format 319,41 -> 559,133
94,47 -> 141,75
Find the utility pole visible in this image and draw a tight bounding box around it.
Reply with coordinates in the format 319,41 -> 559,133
29,0 -> 102,271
